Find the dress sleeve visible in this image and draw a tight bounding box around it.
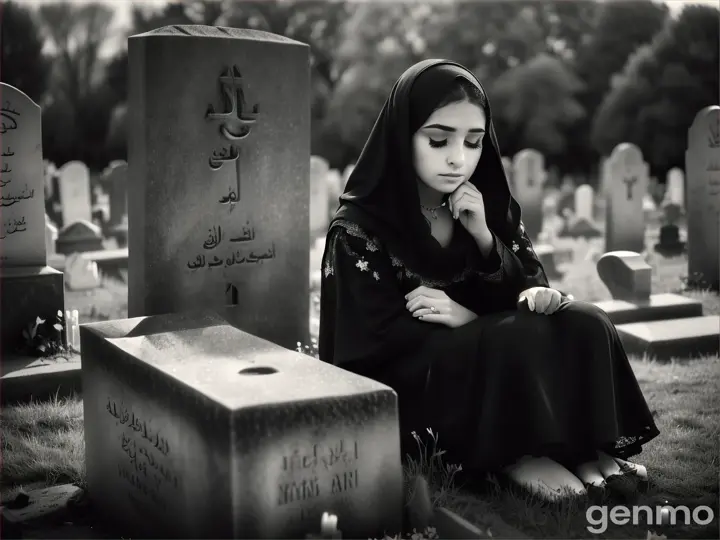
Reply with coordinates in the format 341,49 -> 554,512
319,224 -> 449,370
492,220 -> 551,293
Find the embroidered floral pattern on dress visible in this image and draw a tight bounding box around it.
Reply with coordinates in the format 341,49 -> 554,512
325,220 -> 506,287
512,242 -> 519,252
372,271 -> 380,281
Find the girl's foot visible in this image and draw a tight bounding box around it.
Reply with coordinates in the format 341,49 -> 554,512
503,455 -> 587,502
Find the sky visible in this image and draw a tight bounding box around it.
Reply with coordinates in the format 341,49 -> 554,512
15,0 -> 720,59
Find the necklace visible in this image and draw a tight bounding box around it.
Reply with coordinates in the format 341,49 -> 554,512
420,201 -> 446,220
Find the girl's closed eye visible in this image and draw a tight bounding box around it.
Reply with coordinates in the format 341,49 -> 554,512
428,138 -> 483,149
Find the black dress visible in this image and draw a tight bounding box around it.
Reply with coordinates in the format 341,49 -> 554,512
319,217 -> 660,474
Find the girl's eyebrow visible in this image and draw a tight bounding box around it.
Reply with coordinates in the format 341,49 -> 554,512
422,123 -> 486,133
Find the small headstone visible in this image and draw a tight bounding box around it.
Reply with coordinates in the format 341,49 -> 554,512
664,168 -> 685,212
310,156 -> 330,238
654,202 -> 685,257
127,26 -> 310,350
596,251 -> 651,302
604,143 -> 649,253
685,105 -> 720,291
325,169 -> 343,219
565,184 -> 602,239
105,160 -> 128,227
65,253 -> 101,290
55,219 -> 103,255
511,149 -> 546,241
80,309 -> 403,539
57,161 -> 92,227
0,84 -> 65,355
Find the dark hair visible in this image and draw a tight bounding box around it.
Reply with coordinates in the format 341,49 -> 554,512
433,76 -> 487,112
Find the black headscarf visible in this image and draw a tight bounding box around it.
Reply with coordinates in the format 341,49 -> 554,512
330,59 -> 522,283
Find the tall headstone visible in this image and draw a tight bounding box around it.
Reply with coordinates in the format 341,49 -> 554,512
310,156 -> 330,239
80,310 -> 403,539
604,143 -> 649,253
511,149 -> 546,241
127,27 -> 310,350
686,105 -> 720,291
0,84 -> 65,355
58,161 -> 92,227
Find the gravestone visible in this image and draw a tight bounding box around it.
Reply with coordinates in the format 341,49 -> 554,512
604,143 -> 649,253
0,83 -> 65,355
80,309 -> 403,539
45,215 -> 57,255
511,149 -> 546,241
565,184 -> 602,239
56,219 -> 104,255
65,253 -> 101,291
663,167 -> 685,213
685,105 -> 720,291
654,202 -> 685,257
127,26 -> 310,350
325,169 -> 343,219
106,160 -> 128,227
310,156 -> 330,239
57,161 -> 92,227
593,251 -> 703,325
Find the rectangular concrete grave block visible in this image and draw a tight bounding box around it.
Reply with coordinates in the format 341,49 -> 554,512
616,315 -> 720,361
1,266 -> 65,355
80,309 -> 403,539
127,26 -> 310,350
593,293 -> 703,325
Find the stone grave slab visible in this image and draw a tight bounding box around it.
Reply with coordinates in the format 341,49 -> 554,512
615,316 -> 720,361
80,309 -> 403,539
0,351 -> 81,405
511,150 -> 546,241
1,484 -> 82,524
593,293 -> 703,325
596,250 -> 651,302
127,26 -> 310,350
56,219 -> 103,255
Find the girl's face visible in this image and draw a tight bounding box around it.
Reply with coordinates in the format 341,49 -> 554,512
411,99 -> 486,195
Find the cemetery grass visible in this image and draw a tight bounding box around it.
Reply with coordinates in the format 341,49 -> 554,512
2,237 -> 719,539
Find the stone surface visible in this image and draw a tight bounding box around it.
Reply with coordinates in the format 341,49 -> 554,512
604,143 -> 649,253
80,309 -> 403,539
45,216 -> 58,255
685,105 -> 720,291
664,167 -> 684,211
596,251 -> 651,301
57,161 -> 91,227
0,84 -> 47,267
593,293 -> 703,325
0,266 -> 65,355
533,244 -> 563,280
56,220 -> 103,255
654,223 -> 685,257
616,316 -> 720,361
127,26 -> 310,350
1,485 -> 82,524
511,149 -> 546,241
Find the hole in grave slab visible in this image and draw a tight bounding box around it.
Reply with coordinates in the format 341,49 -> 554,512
238,366 -> 278,376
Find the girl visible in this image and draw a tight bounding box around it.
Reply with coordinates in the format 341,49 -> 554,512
319,59 -> 659,501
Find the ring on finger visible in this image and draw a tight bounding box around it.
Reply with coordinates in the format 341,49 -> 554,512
430,306 -> 437,313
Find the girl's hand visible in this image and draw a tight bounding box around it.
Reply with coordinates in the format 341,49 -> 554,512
448,182 -> 489,239
518,286 -> 564,314
405,285 -> 478,328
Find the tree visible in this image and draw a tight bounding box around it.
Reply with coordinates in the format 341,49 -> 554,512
591,4 -> 720,177
567,0 -> 669,175
490,53 -> 585,159
0,1 -> 50,103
